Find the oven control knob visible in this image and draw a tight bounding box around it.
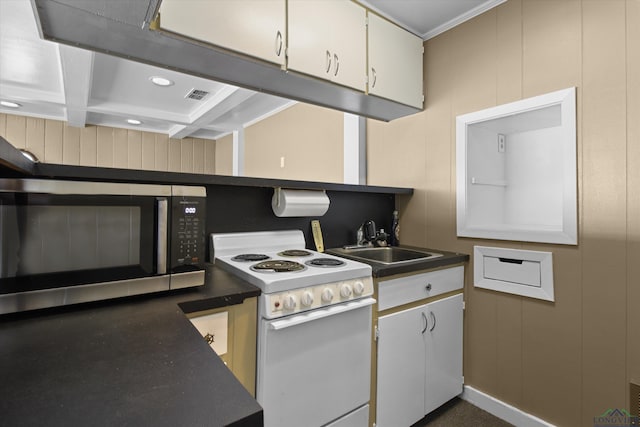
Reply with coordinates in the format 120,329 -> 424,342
283,294 -> 297,310
321,288 -> 334,303
340,284 -> 353,298
353,281 -> 365,295
300,291 -> 314,307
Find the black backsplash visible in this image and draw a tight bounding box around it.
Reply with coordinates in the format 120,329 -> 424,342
206,184 -> 395,254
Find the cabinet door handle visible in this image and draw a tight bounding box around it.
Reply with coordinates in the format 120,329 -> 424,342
425,283 -> 432,292
421,312 -> 428,334
326,50 -> 332,73
333,53 -> 339,76
275,30 -> 283,56
203,332 -> 215,345
371,67 -> 377,88
429,311 -> 436,332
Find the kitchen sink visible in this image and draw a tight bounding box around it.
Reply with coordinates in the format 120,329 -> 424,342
331,247 -> 442,265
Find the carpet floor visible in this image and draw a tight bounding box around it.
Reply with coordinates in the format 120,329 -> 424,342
411,397 -> 514,427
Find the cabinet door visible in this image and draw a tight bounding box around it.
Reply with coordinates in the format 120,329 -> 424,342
424,294 -> 464,414
188,297 -> 257,396
367,12 -> 424,108
288,0 -> 366,91
159,0 -> 286,66
376,305 -> 426,427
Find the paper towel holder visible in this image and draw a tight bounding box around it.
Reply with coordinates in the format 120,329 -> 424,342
271,187 -> 330,217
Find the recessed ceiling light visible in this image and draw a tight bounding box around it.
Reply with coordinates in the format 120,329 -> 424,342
127,119 -> 142,125
1,100 -> 21,108
149,76 -> 174,87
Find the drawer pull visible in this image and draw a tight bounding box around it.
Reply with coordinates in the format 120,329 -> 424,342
429,311 -> 436,332
498,257 -> 523,264
425,283 -> 432,292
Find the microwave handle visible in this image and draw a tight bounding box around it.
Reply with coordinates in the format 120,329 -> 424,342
156,198 -> 168,275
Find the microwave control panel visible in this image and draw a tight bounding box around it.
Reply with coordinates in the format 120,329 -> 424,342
170,195 -> 206,272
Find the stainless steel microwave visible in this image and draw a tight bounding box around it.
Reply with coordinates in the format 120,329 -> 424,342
0,179 -> 206,314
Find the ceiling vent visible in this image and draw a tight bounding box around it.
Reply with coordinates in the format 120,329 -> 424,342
185,89 -> 209,101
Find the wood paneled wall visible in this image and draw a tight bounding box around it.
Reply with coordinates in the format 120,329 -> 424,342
243,103 -> 344,183
0,114 -> 216,174
180,103 -> 343,180
368,1 -> 639,426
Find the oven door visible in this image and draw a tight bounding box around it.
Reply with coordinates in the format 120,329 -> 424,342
257,297 -> 375,427
0,180 -> 170,313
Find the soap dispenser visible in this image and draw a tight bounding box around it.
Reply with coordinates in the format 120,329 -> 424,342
391,210 -> 400,246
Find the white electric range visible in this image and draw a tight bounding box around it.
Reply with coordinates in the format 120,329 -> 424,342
210,230 -> 374,427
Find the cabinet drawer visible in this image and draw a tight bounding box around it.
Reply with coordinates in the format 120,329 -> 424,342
378,266 -> 463,311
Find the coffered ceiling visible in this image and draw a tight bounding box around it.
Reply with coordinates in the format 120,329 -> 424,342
0,0 -> 504,141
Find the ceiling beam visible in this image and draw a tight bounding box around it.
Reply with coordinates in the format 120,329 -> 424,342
343,113 -> 367,185
88,103 -> 188,124
0,84 -> 64,105
59,44 -> 94,127
168,87 -> 257,139
232,127 -> 245,177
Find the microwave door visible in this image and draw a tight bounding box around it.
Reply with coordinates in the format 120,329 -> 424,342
0,192 -> 165,294
0,180 -> 207,314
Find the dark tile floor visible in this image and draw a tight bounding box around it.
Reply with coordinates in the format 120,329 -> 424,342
411,398 -> 514,427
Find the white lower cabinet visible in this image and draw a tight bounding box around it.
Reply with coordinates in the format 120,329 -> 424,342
424,294 -> 464,415
376,293 -> 464,427
376,304 -> 426,427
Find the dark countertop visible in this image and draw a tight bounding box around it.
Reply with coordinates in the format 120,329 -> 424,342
0,265 -> 263,427
326,246 -> 469,278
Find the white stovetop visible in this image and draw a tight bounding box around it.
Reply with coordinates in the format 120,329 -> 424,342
210,230 -> 372,294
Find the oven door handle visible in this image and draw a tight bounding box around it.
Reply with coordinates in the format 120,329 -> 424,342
268,297 -> 376,331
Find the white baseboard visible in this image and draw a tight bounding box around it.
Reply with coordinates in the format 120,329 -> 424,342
461,385 -> 556,427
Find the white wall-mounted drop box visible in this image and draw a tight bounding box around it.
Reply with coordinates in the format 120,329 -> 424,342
474,246 -> 554,302
456,87 -> 577,245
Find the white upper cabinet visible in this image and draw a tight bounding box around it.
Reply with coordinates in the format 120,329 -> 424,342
158,0 -> 286,66
288,0 -> 367,91
367,12 -> 424,108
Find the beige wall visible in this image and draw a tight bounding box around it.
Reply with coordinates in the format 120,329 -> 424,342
0,114 -> 216,174
243,103 -> 344,183
0,105 -> 344,181
369,0 -> 639,426
215,133 -> 234,176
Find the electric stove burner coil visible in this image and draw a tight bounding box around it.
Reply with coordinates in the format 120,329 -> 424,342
251,260 -> 306,273
305,258 -> 346,268
278,249 -> 312,257
231,254 -> 270,262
